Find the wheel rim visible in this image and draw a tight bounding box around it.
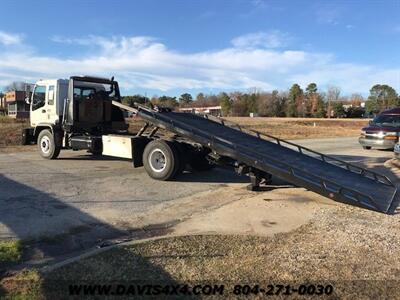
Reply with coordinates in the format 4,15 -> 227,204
149,149 -> 167,173
40,136 -> 51,154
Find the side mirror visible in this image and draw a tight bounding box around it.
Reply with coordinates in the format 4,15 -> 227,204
25,84 -> 32,104
368,120 -> 373,125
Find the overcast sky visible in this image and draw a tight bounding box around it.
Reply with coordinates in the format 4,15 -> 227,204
0,0 -> 399,96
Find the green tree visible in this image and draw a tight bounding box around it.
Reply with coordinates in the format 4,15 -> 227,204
365,99 -> 379,115
155,95 -> 179,108
287,84 -> 303,117
305,83 -> 317,94
306,83 -> 318,117
219,92 -> 232,116
332,102 -> 345,118
315,96 -> 326,118
179,93 -> 193,106
368,84 -> 398,111
122,95 -> 149,107
245,93 -> 257,114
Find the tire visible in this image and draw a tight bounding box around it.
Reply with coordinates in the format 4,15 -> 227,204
37,129 -> 61,159
363,146 -> 371,150
189,154 -> 215,171
143,139 -> 180,180
89,150 -> 102,156
171,142 -> 186,175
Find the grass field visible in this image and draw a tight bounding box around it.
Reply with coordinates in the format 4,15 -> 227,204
225,117 -> 368,140
0,116 -> 29,147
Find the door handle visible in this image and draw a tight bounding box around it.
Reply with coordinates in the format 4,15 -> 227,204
41,109 -> 46,113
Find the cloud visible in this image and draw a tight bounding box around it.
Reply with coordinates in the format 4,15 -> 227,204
0,32 -> 398,95
231,31 -> 290,49
251,0 -> 269,8
0,31 -> 23,45
315,4 -> 342,25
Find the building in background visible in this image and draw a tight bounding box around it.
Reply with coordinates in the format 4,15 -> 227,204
179,105 -> 222,116
5,91 -> 30,118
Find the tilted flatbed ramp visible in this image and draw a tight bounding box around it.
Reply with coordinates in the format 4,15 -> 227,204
113,101 -> 399,214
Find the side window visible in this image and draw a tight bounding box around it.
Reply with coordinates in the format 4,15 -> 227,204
32,86 -> 46,111
73,87 -> 95,101
82,89 -> 94,97
48,86 -> 55,105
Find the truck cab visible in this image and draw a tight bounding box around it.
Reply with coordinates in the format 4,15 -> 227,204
23,75 -> 212,182
30,79 -> 68,128
24,76 -> 128,158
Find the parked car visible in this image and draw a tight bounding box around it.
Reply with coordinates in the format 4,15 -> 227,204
359,108 -> 400,150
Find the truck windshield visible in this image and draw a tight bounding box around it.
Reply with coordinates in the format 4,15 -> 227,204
372,115 -> 400,127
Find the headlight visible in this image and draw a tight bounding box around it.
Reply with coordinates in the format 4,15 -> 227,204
384,132 -> 398,136
376,131 -> 386,138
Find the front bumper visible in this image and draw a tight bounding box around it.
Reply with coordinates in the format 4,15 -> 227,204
358,137 -> 396,149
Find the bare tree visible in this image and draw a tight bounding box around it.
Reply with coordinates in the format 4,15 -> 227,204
350,93 -> 364,107
5,81 -> 26,92
327,86 -> 341,118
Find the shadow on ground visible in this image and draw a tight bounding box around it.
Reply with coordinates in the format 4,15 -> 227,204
0,175 -> 183,297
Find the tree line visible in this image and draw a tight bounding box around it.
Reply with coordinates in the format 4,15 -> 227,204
122,83 -> 399,118
1,81 -> 398,118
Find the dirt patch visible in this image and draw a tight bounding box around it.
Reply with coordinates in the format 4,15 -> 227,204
173,187 -> 328,237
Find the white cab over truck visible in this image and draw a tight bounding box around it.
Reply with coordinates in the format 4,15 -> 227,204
23,76 -> 213,180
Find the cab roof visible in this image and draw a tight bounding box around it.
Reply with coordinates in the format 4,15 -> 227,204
71,76 -> 115,84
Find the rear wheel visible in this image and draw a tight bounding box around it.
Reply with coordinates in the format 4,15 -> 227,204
363,146 -> 371,150
171,142 -> 186,175
143,140 -> 180,180
37,129 -> 61,159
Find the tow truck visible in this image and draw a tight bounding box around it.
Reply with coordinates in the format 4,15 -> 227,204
22,76 -> 399,214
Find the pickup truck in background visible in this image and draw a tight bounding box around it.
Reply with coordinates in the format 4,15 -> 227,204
359,108 -> 400,150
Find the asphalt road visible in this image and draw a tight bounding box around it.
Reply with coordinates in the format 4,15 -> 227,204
0,136 -> 396,262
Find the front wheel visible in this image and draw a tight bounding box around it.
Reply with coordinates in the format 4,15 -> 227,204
37,129 -> 61,159
143,140 -> 180,180
363,146 -> 371,150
